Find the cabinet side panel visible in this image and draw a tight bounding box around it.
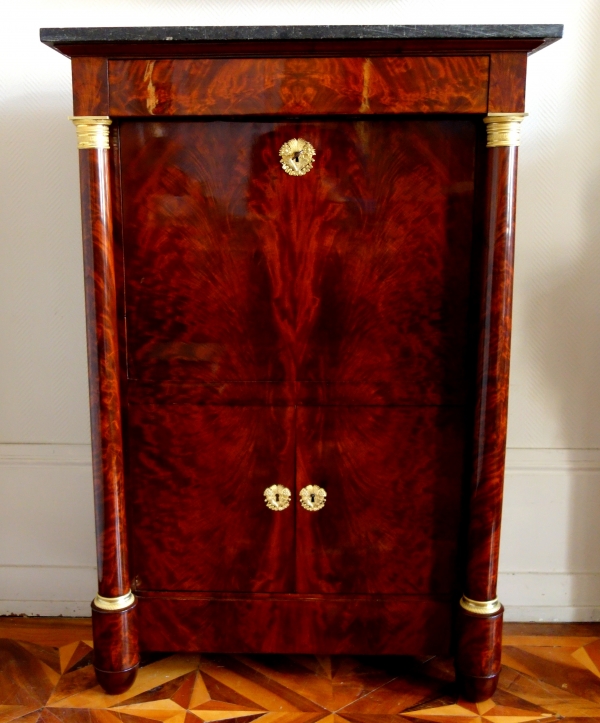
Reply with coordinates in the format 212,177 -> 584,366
108,56 -> 489,116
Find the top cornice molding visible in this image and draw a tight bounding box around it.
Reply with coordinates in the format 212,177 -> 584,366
40,24 -> 563,58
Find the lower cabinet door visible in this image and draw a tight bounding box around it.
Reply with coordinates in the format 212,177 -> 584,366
295,406 -> 466,594
127,404 -> 295,592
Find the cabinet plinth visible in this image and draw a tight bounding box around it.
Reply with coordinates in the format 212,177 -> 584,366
42,23 -> 562,701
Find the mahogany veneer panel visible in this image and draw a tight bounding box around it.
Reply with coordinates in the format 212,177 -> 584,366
109,56 -> 489,116
127,380 -> 473,407
121,118 -> 476,404
136,593 -> 452,654
488,52 -> 528,113
128,404 -> 295,593
71,57 -> 108,115
465,146 -> 517,604
296,406 -> 465,595
78,146 -> 130,600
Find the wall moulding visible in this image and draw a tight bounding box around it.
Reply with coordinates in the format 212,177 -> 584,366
0,444 -> 598,619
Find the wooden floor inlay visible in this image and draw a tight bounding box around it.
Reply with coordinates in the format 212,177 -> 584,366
2,622 -> 600,723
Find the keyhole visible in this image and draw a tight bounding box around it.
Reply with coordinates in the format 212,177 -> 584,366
275,493 -> 280,502
310,494 -> 315,503
292,151 -> 302,162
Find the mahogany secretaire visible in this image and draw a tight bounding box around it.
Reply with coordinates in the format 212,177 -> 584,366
41,24 -> 562,701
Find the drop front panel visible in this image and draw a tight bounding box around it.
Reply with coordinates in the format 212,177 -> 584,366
121,117 -> 478,595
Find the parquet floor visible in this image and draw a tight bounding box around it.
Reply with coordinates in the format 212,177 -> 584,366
2,620 -> 600,723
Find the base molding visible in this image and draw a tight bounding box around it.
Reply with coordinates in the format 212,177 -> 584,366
136,592 -> 452,654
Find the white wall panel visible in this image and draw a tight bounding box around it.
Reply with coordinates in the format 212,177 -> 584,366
0,445 -> 95,567
500,449 -> 600,575
0,566 -> 96,617
500,574 -> 600,622
0,0 -> 598,618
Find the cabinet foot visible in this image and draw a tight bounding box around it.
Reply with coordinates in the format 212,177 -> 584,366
457,671 -> 500,702
456,602 -> 503,701
92,597 -> 139,694
95,664 -> 139,694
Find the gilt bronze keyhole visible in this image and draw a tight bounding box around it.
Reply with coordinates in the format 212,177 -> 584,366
264,484 -> 291,511
279,138 -> 316,176
299,485 -> 327,511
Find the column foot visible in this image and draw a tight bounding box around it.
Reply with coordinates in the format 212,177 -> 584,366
457,671 -> 500,702
95,664 -> 139,694
92,596 -> 139,694
456,602 -> 503,701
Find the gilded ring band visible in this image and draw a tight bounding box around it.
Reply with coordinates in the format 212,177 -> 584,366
459,594 -> 502,615
93,590 -> 136,611
484,112 -> 527,148
70,115 -> 112,150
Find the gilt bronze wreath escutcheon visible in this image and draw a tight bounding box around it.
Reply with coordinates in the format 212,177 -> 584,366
279,138 -> 316,176
299,484 -> 327,511
264,484 -> 292,511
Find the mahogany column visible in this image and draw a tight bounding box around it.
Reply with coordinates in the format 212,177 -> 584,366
456,113 -> 526,702
71,116 -> 139,694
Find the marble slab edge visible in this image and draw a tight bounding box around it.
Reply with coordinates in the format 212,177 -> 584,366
40,24 -> 564,47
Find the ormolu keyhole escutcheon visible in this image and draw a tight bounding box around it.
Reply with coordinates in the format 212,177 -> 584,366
299,484 -> 327,511
279,138 -> 316,176
264,484 -> 292,511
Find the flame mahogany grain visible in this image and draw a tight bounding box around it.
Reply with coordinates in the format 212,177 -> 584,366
456,606 -> 504,701
91,601 -> 139,694
295,406 -> 465,595
77,146 -> 138,691
128,404 -> 296,593
119,118 -> 476,399
455,146 -> 519,700
488,53 -> 528,113
91,601 -> 139,671
108,56 -> 489,116
72,57 -> 108,116
78,148 -> 129,600
136,593 -> 453,655
456,607 -> 503,678
465,147 -> 518,604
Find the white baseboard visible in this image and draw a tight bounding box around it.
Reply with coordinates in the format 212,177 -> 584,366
0,444 -> 599,619
0,600 -> 93,617
504,447 -> 600,471
0,443 -> 91,466
0,563 -> 97,616
499,571 -> 600,621
504,606 -> 600,622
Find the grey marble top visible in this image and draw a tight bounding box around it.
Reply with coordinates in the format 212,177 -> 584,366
40,24 -> 563,46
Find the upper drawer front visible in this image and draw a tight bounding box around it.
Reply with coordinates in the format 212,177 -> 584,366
108,56 -> 489,116
121,117 -> 476,404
